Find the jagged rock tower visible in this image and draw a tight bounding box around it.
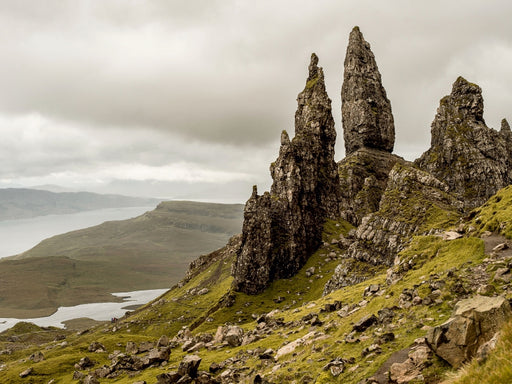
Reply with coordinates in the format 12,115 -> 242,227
342,26 -> 395,155
416,77 -> 512,209
232,54 -> 341,294
338,27 -> 403,225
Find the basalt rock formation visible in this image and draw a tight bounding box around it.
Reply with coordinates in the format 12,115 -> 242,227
416,77 -> 512,210
338,27 -> 401,227
342,26 -> 395,155
324,163 -> 463,294
233,27 -> 512,298
232,54 -> 341,295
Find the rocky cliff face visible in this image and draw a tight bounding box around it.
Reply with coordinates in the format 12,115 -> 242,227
342,27 -> 395,155
338,148 -> 404,226
232,54 -> 341,295
324,163 -> 463,294
416,77 -> 512,210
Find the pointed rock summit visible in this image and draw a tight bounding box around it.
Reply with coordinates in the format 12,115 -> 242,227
416,77 -> 512,209
342,26 -> 395,155
232,54 -> 340,294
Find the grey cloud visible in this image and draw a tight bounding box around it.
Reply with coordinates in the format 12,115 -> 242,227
1,0 -> 512,201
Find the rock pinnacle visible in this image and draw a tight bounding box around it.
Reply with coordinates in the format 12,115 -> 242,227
342,26 -> 395,155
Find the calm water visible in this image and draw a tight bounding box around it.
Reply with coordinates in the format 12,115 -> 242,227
0,206 -> 155,259
0,288 -> 168,332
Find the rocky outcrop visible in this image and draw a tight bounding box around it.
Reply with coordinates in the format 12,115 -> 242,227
232,54 -> 341,294
324,163 -> 462,294
338,147 -> 404,225
342,26 -> 395,155
427,295 -> 512,368
416,77 -> 512,209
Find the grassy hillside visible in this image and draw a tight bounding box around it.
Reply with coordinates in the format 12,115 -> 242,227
0,217 -> 491,384
1,190 -> 512,383
0,188 -> 160,220
0,201 -> 243,318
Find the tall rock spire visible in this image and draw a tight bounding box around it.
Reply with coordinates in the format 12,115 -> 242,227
232,54 -> 340,295
341,26 -> 395,155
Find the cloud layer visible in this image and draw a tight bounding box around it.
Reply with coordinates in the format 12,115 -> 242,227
1,0 -> 511,201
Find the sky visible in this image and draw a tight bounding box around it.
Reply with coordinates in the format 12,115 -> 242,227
1,0 -> 511,203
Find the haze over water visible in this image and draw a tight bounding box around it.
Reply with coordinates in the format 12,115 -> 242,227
0,206 -> 155,259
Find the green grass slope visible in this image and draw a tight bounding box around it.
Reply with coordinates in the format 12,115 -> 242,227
0,201 -> 243,318
2,189 -> 512,383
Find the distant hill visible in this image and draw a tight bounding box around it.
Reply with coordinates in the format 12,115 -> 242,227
0,188 -> 161,220
0,201 -> 243,318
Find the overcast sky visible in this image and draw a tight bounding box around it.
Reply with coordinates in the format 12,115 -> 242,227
1,0 -> 511,203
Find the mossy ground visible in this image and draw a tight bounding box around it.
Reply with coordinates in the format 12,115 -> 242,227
0,215 -> 492,384
3,187 -> 512,383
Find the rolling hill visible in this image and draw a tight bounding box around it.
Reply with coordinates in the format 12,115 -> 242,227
0,201 -> 243,318
0,188 -> 160,220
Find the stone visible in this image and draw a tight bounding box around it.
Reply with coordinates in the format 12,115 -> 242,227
352,314 -> 378,332
29,351 -> 44,362
82,376 -> 100,384
377,308 -> 395,324
197,288 -> 209,295
19,367 -> 33,378
156,371 -> 181,384
88,341 -> 106,353
342,26 -> 395,155
178,354 -> 202,378
223,325 -> 244,347
157,335 -> 170,347
389,360 -> 421,384
492,243 -> 508,252
427,295 -> 512,367
416,77 -> 512,210
494,267 -> 512,283
146,347 -> 170,365
75,356 -> 94,370
232,53 -> 341,294
476,332 -> 499,364
443,231 -> 463,240
126,341 -> 138,354
363,284 -> 380,297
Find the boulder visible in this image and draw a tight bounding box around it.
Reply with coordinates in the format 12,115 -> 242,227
178,354 -> 202,378
126,341 -> 138,354
29,351 -> 44,362
88,341 -> 106,353
156,371 -> 182,384
352,314 -> 378,332
19,367 -> 33,378
427,295 -> 512,367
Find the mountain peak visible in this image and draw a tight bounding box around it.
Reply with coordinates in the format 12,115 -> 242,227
342,26 -> 395,155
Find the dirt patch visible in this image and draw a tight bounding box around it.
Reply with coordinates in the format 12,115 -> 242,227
482,234 -> 512,256
371,347 -> 411,383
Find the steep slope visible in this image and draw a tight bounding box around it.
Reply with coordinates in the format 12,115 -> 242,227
0,201 -> 243,318
0,188 -> 159,220
3,188 -> 512,383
